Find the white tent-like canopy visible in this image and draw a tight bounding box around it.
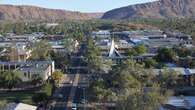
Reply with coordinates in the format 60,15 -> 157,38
5,103 -> 37,110
15,103 -> 37,110
108,39 -> 122,58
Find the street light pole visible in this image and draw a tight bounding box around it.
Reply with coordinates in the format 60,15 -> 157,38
83,87 -> 86,110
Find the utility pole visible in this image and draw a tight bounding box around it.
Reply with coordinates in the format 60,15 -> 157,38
83,87 -> 86,110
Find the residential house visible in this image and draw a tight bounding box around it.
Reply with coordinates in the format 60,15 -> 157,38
15,61 -> 55,81
0,61 -> 55,82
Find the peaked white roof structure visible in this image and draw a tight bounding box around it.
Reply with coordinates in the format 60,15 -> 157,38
108,39 -> 122,58
5,103 -> 37,110
15,103 -> 37,110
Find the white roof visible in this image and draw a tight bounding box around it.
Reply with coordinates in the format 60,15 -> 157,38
152,68 -> 185,75
167,96 -> 195,109
188,69 -> 195,74
15,103 -> 37,110
171,68 -> 186,75
152,68 -> 195,76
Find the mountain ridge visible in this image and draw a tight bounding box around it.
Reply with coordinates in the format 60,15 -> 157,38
102,0 -> 195,19
0,5 -> 103,21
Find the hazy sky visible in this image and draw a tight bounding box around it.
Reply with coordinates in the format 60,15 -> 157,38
0,0 -> 157,12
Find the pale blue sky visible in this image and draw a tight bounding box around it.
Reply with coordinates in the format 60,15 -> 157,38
0,0 -> 157,12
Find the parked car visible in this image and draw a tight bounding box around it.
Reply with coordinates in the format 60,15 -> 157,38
72,103 -> 77,110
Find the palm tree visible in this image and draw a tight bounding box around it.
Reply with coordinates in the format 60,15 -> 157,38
0,100 -> 7,109
3,71 -> 21,89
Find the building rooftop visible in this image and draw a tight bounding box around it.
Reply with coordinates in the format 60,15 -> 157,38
0,60 -> 53,72
152,67 -> 195,76
17,61 -> 53,73
143,38 -> 181,48
15,103 -> 37,110
161,96 -> 195,110
5,103 -> 37,110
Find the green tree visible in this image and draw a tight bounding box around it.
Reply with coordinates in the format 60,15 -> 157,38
127,49 -> 137,57
13,22 -> 25,35
113,60 -> 171,110
155,48 -> 176,62
31,40 -> 51,60
127,44 -> 147,57
62,38 -> 76,53
85,38 -> 109,74
51,71 -> 63,86
144,59 -> 157,68
50,51 -> 70,71
0,100 -> 7,109
156,69 -> 179,88
42,83 -> 53,97
173,47 -> 192,57
90,60 -> 171,110
110,65 -> 141,92
90,79 -> 107,101
134,44 -> 147,55
1,71 -> 21,89
116,87 -> 170,110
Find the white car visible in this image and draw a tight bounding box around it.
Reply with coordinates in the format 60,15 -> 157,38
58,94 -> 63,98
72,103 -> 77,110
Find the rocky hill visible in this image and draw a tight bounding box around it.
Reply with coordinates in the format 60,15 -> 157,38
102,0 -> 195,19
0,5 -> 103,21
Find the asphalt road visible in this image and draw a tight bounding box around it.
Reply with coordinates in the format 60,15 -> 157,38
52,87 -> 71,110
52,73 -> 90,110
52,42 -> 89,110
52,74 -> 74,110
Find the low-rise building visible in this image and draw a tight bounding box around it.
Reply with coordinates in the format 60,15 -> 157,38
152,67 -> 195,76
0,44 -> 32,62
16,61 -> 55,82
92,30 -> 110,39
0,61 -> 55,82
161,96 -> 195,110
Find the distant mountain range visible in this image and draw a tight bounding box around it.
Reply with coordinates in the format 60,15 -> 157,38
102,0 -> 195,19
1,0 -> 195,21
0,5 -> 103,21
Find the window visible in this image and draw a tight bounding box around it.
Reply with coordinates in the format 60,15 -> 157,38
24,72 -> 27,77
28,71 -> 30,78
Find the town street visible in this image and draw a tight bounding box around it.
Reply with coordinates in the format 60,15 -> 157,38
66,73 -> 80,110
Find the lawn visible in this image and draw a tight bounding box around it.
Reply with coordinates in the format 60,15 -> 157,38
0,91 -> 35,105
